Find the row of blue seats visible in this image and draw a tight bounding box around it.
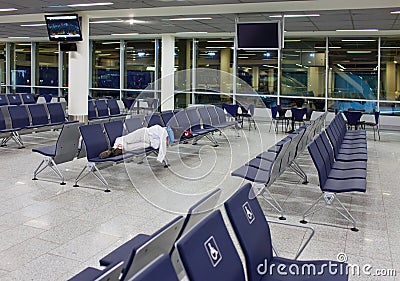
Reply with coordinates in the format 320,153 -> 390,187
77,105 -> 239,190
88,99 -> 125,121
32,105 -> 240,190
32,116 -> 153,190
0,103 -> 72,148
231,112 -> 327,219
304,113 -> 367,231
68,184 -> 348,281
0,93 -> 38,106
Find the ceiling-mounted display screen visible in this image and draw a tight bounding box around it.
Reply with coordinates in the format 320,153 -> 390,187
45,14 -> 82,41
236,21 -> 281,49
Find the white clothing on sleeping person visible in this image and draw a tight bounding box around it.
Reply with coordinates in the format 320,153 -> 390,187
112,125 -> 168,163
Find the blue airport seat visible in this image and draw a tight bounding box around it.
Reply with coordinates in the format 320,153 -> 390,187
176,210 -> 246,281
129,254 -> 179,281
224,183 -> 348,281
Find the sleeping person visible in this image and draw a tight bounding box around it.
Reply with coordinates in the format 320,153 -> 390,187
99,125 -> 173,163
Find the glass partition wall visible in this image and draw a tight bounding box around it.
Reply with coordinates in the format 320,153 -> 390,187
1,37 -> 400,114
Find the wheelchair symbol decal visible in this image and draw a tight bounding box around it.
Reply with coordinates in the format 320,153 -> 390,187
242,202 -> 255,224
204,236 -> 222,267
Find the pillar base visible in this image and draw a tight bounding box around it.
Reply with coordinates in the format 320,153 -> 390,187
69,115 -> 88,123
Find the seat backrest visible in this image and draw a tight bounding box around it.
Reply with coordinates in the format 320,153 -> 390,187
374,111 -> 380,124
88,100 -> 98,120
79,124 -> 109,160
47,102 -> 66,124
129,254 -> 179,281
8,106 -> 30,128
269,137 -> 292,184
53,122 -> 83,164
27,104 -> 49,126
161,111 -> 174,125
270,106 -> 278,119
21,93 -> 36,104
224,183 -> 273,281
171,189 -> 222,273
6,94 -> 22,106
145,113 -> 164,127
325,125 -> 340,157
104,121 -> 124,148
319,131 -> 335,169
206,106 -> 220,125
198,106 -> 212,127
174,110 -> 191,131
0,95 -> 8,106
95,99 -> 110,118
0,108 -> 6,130
344,111 -> 362,126
107,99 -> 121,115
248,104 -> 255,116
223,104 -> 239,117
122,97 -> 135,110
175,210 -> 246,281
125,117 -> 143,133
308,139 -> 328,188
122,216 -> 184,280
185,108 -> 201,131
291,107 -> 306,121
44,94 -> 53,103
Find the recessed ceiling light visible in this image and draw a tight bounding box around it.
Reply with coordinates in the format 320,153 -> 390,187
341,39 -> 376,42
169,17 -> 212,21
336,29 -> 379,32
207,40 -> 233,43
269,14 -> 319,18
102,41 -> 120,44
390,10 -> 400,14
126,19 -> 147,25
67,2 -> 113,7
346,50 -> 372,54
176,31 -> 208,34
0,8 -> 18,12
111,33 -> 139,36
90,20 -> 124,24
20,23 -> 46,27
8,36 -> 30,39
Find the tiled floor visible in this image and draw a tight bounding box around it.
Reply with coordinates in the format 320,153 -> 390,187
0,121 -> 398,280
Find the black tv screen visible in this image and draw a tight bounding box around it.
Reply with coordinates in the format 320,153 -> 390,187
45,14 -> 82,41
236,22 -> 280,49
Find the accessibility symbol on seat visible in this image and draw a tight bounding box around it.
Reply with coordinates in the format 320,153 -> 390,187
242,201 -> 255,224
204,236 -> 222,267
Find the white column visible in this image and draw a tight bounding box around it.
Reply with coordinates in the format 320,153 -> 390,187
68,15 -> 89,121
161,35 -> 175,111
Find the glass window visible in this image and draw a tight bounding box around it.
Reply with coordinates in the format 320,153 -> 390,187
195,39 -> 234,104
124,40 -> 155,93
380,39 -> 400,103
62,48 -> 69,89
175,39 -> 193,107
10,43 -> 31,92
0,43 -> 5,93
36,42 -> 59,96
92,41 -> 120,89
282,38 -> 326,98
328,37 -> 378,112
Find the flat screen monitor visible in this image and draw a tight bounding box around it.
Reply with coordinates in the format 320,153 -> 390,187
236,21 -> 280,50
45,14 -> 82,41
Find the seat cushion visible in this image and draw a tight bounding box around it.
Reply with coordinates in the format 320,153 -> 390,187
324,178 -> 366,193
99,234 -> 151,267
328,168 -> 366,180
231,165 -> 271,183
67,267 -> 102,281
32,145 -> 56,157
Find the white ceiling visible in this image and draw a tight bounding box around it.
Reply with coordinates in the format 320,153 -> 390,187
0,0 -> 399,39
